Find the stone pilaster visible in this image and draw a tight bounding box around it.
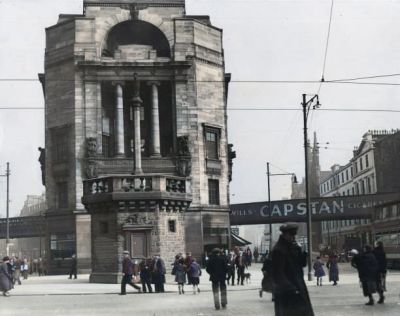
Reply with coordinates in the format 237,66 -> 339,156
114,83 -> 125,157
148,81 -> 161,157
132,80 -> 143,174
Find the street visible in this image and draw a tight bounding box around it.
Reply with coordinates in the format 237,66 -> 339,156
1,263 -> 399,316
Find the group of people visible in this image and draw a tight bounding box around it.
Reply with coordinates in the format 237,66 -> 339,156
120,251 -> 167,295
0,256 -> 33,297
350,242 -> 387,305
226,246 -> 252,286
312,254 -> 339,286
172,253 -> 202,294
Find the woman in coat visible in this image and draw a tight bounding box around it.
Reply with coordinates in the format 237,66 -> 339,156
0,257 -> 13,297
313,257 -> 326,286
326,254 -> 339,286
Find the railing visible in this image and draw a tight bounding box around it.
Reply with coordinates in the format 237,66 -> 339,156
84,174 -> 190,196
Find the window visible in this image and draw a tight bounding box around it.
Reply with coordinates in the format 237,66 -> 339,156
102,135 -> 111,157
56,182 -> 68,209
365,154 -> 369,168
341,173 -> 344,183
346,169 -> 349,181
359,158 -> 363,171
168,220 -> 176,233
208,179 -> 220,205
205,129 -> 219,159
50,233 -> 75,259
52,126 -> 69,163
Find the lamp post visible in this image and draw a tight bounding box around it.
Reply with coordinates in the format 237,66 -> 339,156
267,162 -> 298,252
1,163 -> 10,255
302,93 -> 320,281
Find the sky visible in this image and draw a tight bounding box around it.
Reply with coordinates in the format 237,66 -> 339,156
1,0 -> 400,217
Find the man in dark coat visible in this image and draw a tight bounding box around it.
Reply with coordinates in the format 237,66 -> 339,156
152,255 -> 166,293
373,241 -> 387,303
120,251 -> 141,295
351,245 -> 380,305
271,223 -> 314,316
206,248 -> 228,310
68,254 -> 77,279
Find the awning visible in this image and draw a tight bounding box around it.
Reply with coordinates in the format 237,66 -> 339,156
231,231 -> 252,247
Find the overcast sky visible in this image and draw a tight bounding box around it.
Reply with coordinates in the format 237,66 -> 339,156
1,0 -> 400,217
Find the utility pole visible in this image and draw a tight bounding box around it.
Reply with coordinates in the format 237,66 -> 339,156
1,163 -> 11,255
267,162 -> 272,252
302,94 -> 320,282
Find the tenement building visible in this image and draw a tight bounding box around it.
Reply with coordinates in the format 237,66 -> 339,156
40,0 -> 233,281
319,130 -> 400,251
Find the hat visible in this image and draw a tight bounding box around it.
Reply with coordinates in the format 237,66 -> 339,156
123,250 -> 130,255
211,248 -> 221,254
349,249 -> 358,255
2,256 -> 9,262
279,223 -> 299,235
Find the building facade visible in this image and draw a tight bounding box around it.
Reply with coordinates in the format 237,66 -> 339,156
320,130 -> 400,251
41,0 -> 232,281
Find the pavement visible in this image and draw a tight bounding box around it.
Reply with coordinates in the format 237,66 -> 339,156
1,263 -> 400,316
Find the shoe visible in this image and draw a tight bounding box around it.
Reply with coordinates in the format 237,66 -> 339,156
3,292 -> 10,297
215,305 -> 220,310
365,300 -> 374,306
119,293 -> 126,295
221,304 -> 226,309
377,296 -> 385,304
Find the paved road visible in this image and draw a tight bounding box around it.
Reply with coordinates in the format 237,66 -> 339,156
1,263 -> 399,316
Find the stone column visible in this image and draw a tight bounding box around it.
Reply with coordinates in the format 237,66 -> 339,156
114,83 -> 125,157
148,81 -> 161,157
132,80 -> 143,174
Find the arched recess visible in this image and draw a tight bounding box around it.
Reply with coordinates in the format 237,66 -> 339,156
102,20 -> 171,58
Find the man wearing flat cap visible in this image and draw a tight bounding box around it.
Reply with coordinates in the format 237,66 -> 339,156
271,223 -> 314,316
120,251 -> 141,295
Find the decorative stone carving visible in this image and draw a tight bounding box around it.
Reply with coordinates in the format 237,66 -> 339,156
176,136 -> 191,177
228,143 -> 236,182
85,137 -> 98,179
38,147 -> 46,186
86,137 -> 97,158
124,213 -> 154,226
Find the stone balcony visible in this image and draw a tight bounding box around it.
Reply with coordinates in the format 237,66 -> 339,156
82,174 -> 192,212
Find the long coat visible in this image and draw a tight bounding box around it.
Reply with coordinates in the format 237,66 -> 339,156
0,262 -> 13,292
206,254 -> 228,283
326,256 -> 339,282
351,252 -> 378,296
271,236 -> 314,316
313,260 -> 325,278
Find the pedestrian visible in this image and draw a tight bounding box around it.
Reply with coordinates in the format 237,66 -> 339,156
235,249 -> 245,285
68,254 -> 77,279
139,258 -> 153,293
0,257 -> 13,297
351,245 -> 382,305
313,256 -> 325,286
173,257 -> 186,294
13,257 -> 22,285
188,258 -> 202,294
152,254 -> 166,293
206,248 -> 228,310
226,250 -> 236,286
271,223 -> 314,316
38,257 -> 44,277
326,254 -> 339,286
253,247 -> 259,263
259,254 -> 273,299
373,241 -> 387,302
120,250 -> 141,295
21,258 -> 29,280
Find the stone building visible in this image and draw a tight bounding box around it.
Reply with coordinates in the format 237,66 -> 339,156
40,0 -> 232,281
319,130 -> 400,251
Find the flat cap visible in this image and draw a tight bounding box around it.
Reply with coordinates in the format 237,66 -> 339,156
279,223 -> 299,235
123,250 -> 130,255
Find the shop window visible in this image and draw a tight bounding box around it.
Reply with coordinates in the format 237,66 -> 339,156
50,233 -> 75,259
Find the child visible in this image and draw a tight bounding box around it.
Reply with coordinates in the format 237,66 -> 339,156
313,256 -> 326,286
188,258 -> 202,294
174,257 -> 186,294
